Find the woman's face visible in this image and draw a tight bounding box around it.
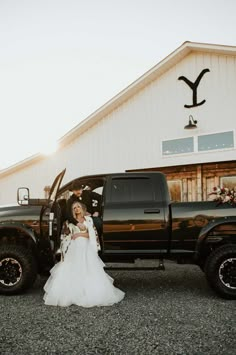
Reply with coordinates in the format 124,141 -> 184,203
73,203 -> 83,215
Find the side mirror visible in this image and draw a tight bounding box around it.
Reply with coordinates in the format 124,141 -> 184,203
17,187 -> 49,206
17,188 -> 30,206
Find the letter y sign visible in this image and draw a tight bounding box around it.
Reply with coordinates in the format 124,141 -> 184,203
178,68 -> 210,108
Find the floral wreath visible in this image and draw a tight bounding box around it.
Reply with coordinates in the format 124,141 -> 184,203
208,186 -> 236,206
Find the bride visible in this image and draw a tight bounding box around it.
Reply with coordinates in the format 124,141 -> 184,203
43,201 -> 125,307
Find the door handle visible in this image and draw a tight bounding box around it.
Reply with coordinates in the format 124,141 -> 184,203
144,208 -> 160,214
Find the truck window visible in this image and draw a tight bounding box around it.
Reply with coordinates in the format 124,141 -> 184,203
110,178 -> 154,202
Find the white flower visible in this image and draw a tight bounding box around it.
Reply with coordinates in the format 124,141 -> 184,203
209,186 -> 236,206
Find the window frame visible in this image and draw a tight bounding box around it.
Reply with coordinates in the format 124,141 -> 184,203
162,130 -> 235,157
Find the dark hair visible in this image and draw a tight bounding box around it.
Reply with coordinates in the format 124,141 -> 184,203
71,180 -> 84,191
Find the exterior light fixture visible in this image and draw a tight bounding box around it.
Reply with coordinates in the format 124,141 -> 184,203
184,115 -> 198,129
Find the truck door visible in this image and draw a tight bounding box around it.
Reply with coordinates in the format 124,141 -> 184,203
102,174 -> 169,255
40,168 -> 66,253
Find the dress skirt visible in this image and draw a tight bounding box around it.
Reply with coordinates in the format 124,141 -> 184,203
43,237 -> 125,307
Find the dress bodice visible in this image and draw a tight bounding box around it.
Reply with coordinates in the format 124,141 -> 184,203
77,220 -> 88,233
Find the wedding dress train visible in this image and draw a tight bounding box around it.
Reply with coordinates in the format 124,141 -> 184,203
43,218 -> 125,307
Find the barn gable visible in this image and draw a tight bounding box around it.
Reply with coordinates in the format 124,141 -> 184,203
0,41 -> 236,204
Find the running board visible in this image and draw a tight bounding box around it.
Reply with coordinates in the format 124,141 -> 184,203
105,260 -> 165,271
105,266 -> 165,271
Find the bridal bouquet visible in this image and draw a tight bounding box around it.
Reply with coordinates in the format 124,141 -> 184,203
209,186 -> 236,206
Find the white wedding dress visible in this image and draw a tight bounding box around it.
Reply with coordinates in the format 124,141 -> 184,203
43,217 -> 125,307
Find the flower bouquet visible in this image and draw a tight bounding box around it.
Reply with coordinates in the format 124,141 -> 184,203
208,186 -> 236,206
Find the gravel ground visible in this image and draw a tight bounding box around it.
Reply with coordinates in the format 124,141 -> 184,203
0,261 -> 235,355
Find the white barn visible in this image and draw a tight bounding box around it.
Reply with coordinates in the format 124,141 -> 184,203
0,41 -> 236,204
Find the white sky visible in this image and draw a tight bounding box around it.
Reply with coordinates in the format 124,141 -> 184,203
0,0 -> 236,169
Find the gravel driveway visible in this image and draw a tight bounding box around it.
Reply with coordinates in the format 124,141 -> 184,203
0,261 -> 235,355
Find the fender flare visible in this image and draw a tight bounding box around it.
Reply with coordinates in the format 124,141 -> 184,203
0,222 -> 37,244
195,216 -> 236,259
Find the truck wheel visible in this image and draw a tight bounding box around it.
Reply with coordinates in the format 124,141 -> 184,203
0,244 -> 37,295
205,244 -> 236,299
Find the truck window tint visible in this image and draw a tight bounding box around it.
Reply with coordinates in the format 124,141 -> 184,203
111,178 -> 154,202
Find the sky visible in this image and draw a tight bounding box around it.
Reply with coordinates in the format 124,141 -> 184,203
0,0 -> 236,169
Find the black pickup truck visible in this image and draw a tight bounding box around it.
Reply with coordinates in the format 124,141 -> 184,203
0,169 -> 236,299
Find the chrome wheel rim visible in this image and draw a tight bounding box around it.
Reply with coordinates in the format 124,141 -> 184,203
219,258 -> 236,289
0,258 -> 22,287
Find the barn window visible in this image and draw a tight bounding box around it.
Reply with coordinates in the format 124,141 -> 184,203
198,131 -> 234,151
167,180 -> 182,201
162,137 -> 194,155
220,176 -> 236,189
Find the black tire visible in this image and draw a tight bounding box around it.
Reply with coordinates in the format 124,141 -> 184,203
0,244 -> 38,295
205,244 -> 236,299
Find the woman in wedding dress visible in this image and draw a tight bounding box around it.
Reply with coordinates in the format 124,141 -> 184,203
43,201 -> 125,307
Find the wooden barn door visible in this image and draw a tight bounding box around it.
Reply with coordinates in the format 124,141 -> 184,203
182,177 -> 197,201
202,175 -> 219,200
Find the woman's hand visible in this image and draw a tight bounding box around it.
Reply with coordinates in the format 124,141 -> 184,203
71,233 -> 80,240
71,232 -> 89,240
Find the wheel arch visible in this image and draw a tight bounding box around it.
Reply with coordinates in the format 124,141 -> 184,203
195,217 -> 236,266
205,243 -> 236,299
0,223 -> 39,261
0,223 -> 37,243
